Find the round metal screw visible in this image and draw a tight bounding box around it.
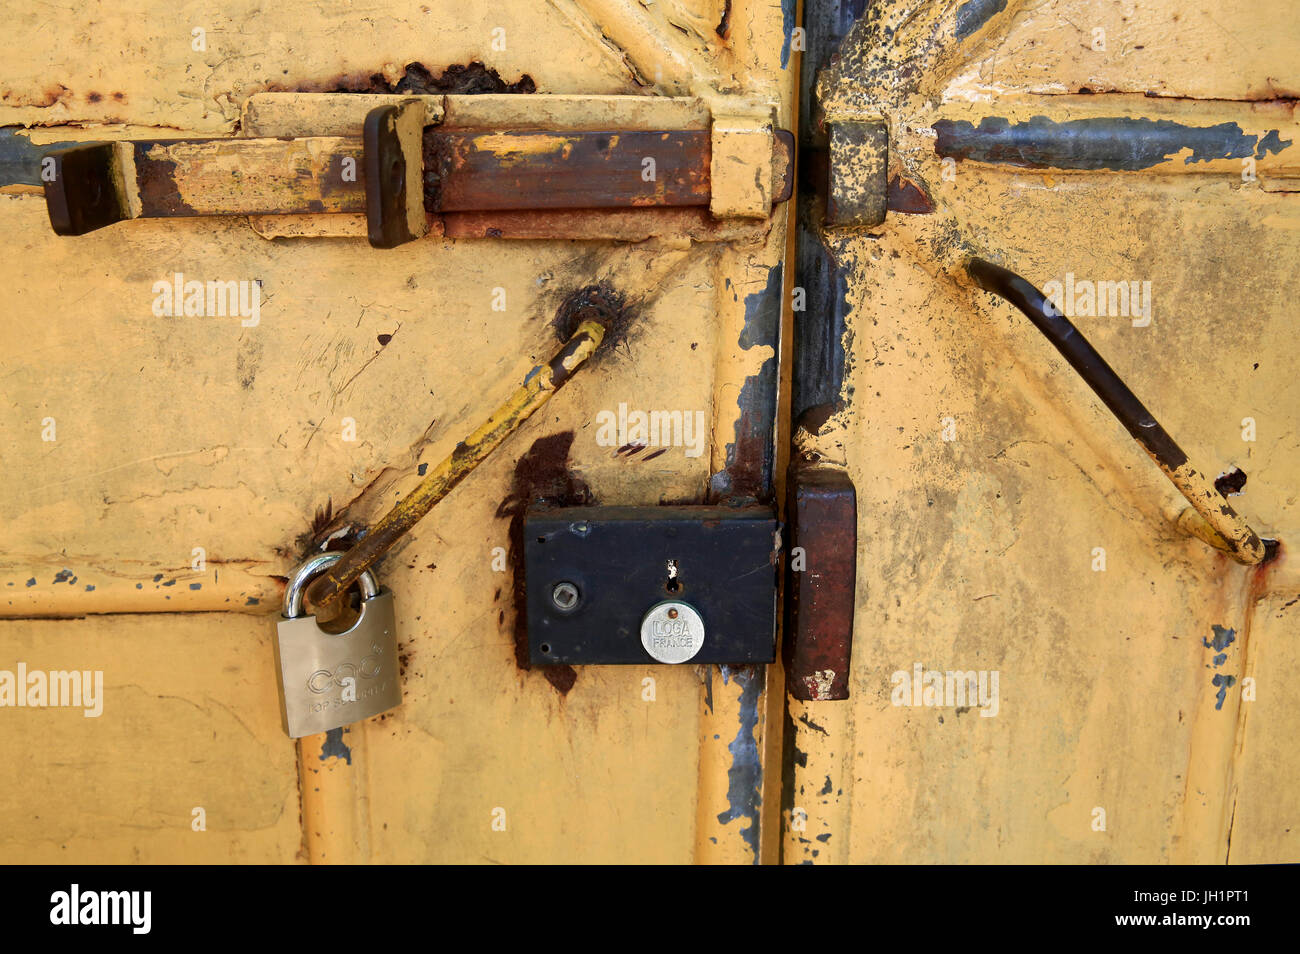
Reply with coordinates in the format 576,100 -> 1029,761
667,608 -> 679,619
551,581 -> 580,611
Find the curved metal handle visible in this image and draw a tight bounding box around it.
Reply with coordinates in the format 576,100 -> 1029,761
967,257 -> 1267,566
283,552 -> 379,619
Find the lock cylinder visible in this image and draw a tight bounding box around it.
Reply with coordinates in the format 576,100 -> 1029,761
640,600 -> 706,664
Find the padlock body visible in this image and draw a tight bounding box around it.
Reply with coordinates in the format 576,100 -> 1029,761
274,589 -> 401,738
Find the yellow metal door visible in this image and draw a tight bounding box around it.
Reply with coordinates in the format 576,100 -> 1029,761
1,1 -> 799,863
5,0 -> 1297,868
787,0 -> 1300,863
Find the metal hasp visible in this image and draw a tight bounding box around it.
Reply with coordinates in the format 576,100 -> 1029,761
363,99 -> 429,248
784,464 -> 858,700
967,257 -> 1267,565
525,505 -> 779,665
43,142 -> 133,236
37,94 -> 796,242
826,120 -> 888,228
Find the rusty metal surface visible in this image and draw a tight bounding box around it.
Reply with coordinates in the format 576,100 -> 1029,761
42,142 -> 130,235
426,129 -> 711,211
825,120 -> 887,228
795,0 -> 1300,865
132,138 -> 365,217
35,116 -> 798,238
1,0 -> 798,866
440,206 -> 767,241
785,464 -> 857,701
363,101 -> 427,248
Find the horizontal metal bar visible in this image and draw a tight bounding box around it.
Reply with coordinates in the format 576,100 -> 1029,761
932,97 -> 1298,175
133,137 -> 363,216
427,129 -> 711,211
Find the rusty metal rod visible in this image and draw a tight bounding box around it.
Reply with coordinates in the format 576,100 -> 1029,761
305,319 -> 607,614
967,257 -> 1265,566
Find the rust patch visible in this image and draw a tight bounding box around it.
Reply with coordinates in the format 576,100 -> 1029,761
496,432 -> 594,695
784,464 -> 857,701
271,61 -> 536,96
425,129 -> 709,212
886,175 -> 935,214
3,84 -> 68,108
551,282 -> 633,353
713,266 -> 781,503
440,207 -> 766,242
132,146 -> 195,216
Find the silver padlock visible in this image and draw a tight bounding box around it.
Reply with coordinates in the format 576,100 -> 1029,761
274,552 -> 402,738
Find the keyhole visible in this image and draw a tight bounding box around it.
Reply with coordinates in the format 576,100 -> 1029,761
664,559 -> 681,593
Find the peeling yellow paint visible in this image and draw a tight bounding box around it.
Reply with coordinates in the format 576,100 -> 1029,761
1,0 -> 796,864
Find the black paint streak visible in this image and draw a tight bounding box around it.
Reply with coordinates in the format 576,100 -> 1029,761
1212,673 -> 1237,711
711,265 -> 782,503
954,0 -> 1007,40
793,170 -> 852,421
319,727 -> 352,764
0,127 -> 78,186
797,0 -> 870,147
1255,129 -> 1292,159
716,0 -> 732,39
1203,625 -> 1236,652
798,713 -> 829,736
714,666 -> 765,862
936,116 -> 1293,171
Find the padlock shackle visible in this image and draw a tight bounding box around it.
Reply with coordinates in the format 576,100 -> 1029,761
283,552 -> 379,619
